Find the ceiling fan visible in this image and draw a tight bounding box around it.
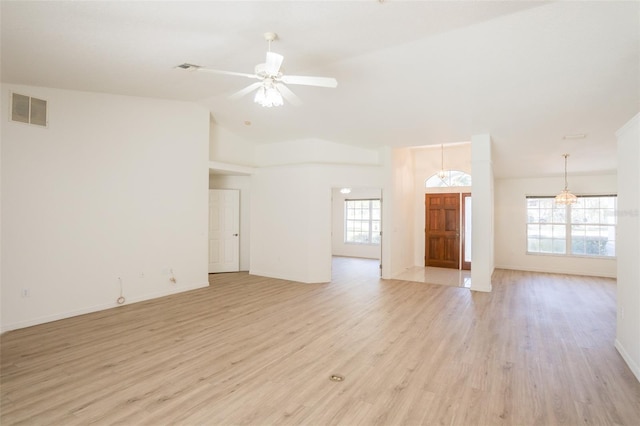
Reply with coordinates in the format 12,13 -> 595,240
179,32 -> 338,107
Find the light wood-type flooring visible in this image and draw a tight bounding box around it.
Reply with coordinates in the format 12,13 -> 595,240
2,257 -> 639,425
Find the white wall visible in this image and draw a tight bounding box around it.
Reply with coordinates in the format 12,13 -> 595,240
495,174 -> 617,278
331,187 -> 382,259
615,112 -> 640,382
251,163 -> 383,283
209,121 -> 256,166
381,147 -> 415,279
255,138 -> 380,167
209,174 -> 252,271
1,84 -> 210,331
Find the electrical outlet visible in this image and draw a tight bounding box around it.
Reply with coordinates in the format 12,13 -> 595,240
21,288 -> 30,298
620,306 -> 625,320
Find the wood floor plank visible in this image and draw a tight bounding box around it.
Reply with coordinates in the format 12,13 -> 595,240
2,258 -> 639,425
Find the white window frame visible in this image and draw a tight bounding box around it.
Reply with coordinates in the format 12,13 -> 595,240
344,199 -> 381,245
526,195 -> 617,258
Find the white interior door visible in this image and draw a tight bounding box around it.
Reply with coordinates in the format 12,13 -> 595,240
209,189 -> 240,273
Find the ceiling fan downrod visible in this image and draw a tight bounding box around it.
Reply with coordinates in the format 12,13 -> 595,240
264,32 -> 277,52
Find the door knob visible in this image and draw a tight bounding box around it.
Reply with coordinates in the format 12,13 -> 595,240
233,233 -> 239,236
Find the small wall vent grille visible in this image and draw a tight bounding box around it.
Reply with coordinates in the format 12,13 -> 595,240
10,92 -> 48,127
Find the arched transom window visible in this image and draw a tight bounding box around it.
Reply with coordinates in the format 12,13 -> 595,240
426,170 -> 472,188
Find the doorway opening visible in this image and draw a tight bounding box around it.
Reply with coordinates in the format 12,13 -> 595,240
331,187 -> 382,280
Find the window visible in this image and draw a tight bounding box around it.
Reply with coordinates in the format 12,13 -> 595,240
526,195 -> 616,257
345,199 -> 381,245
425,170 -> 472,188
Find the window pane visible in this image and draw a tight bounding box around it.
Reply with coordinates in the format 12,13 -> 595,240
572,208 -> 585,223
539,238 -> 554,253
601,197 -> 615,209
602,209 -> 615,224
584,198 -> 600,208
539,208 -> 553,223
539,199 -> 554,209
552,239 -> 566,254
552,207 -> 566,223
540,225 -> 553,238
585,209 -> 600,223
553,225 -> 565,238
372,220 -> 380,244
349,207 -> 356,220
605,233 -> 616,256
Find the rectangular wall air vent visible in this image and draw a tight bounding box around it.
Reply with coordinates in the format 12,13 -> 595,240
10,92 -> 48,127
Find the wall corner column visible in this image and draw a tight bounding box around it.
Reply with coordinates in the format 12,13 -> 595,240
615,112 -> 640,382
470,134 -> 494,292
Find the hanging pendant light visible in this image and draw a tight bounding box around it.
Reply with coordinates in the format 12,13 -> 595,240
437,144 -> 447,180
555,154 -> 577,205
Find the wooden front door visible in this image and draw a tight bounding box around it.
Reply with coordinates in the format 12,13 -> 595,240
425,193 -> 460,269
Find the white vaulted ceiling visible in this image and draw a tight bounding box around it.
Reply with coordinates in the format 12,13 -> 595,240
2,1 -> 638,178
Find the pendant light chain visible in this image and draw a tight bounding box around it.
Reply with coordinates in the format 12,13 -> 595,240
563,154 -> 569,190
438,144 -> 447,180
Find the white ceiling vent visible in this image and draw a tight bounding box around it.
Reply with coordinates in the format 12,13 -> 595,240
10,92 -> 48,127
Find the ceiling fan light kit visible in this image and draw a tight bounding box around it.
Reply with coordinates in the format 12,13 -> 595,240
181,32 -> 337,107
254,84 -> 283,108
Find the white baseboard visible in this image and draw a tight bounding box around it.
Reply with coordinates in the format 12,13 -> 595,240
615,339 -> 640,383
1,281 -> 209,333
470,283 -> 492,292
494,264 -> 616,278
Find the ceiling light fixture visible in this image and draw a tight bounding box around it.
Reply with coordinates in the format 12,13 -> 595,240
253,34 -> 284,108
555,154 -> 577,205
437,144 -> 448,180
340,188 -> 351,194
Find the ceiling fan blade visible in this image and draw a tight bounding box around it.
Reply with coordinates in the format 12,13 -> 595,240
229,82 -> 263,100
281,75 -> 338,88
265,52 -> 284,75
275,83 -> 302,106
197,68 -> 258,79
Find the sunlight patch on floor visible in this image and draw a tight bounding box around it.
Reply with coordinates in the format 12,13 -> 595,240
393,266 -> 471,288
